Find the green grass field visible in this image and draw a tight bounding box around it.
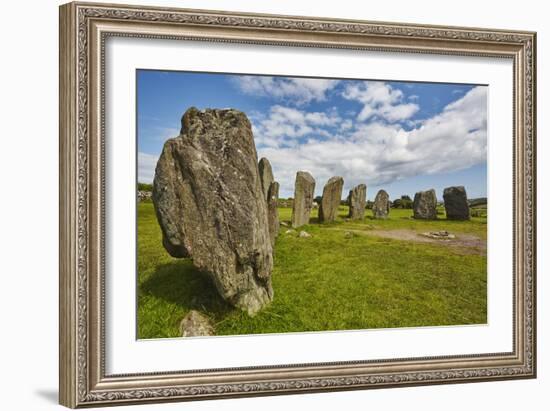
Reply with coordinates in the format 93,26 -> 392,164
137,202 -> 487,339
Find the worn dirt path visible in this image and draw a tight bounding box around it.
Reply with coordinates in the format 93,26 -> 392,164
328,227 -> 486,255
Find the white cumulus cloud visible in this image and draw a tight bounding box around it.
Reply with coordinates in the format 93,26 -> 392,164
233,76 -> 340,105
342,81 -> 419,123
137,86 -> 487,199
256,86 -> 487,198
252,105 -> 342,148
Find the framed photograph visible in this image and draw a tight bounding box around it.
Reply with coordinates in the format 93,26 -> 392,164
59,1 -> 536,408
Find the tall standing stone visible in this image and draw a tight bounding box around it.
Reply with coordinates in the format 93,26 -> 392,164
258,157 -> 274,202
291,171 -> 315,228
152,107 -> 273,315
443,186 -> 470,220
413,189 -> 438,220
319,176 -> 344,223
372,189 -> 390,219
348,184 -> 367,220
258,157 -> 279,242
267,181 -> 280,246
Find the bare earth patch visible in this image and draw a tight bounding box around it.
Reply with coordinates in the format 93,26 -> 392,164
330,228 -> 486,255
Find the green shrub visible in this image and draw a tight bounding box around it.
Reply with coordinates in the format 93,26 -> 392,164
138,182 -> 153,192
469,197 -> 488,207
392,195 -> 413,209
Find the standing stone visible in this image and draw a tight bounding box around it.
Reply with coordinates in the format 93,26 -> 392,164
443,186 -> 470,220
319,176 -> 344,223
259,158 -> 279,243
267,181 -> 280,246
372,189 -> 390,219
413,189 -> 438,220
348,184 -> 367,220
153,107 -> 273,315
291,171 -> 315,228
258,157 -> 274,202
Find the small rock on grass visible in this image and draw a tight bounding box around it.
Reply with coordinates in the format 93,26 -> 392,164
285,229 -> 295,234
180,310 -> 214,337
420,231 -> 456,240
299,231 -> 312,238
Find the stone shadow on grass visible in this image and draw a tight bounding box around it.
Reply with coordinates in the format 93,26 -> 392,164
140,259 -> 233,316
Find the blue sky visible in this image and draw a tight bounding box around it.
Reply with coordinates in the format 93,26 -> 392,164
137,70 -> 487,201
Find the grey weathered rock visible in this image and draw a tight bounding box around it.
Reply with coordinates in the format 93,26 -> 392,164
319,176 -> 344,223
291,171 -> 315,228
137,190 -> 152,202
413,189 -> 438,220
258,157 -> 274,202
420,231 -> 456,240
299,230 -> 312,238
267,181 -> 280,246
179,310 -> 214,337
372,189 -> 390,219
443,186 -> 470,220
153,107 -> 273,315
348,184 -> 367,220
344,231 -> 355,239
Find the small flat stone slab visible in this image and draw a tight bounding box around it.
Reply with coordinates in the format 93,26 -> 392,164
420,231 -> 456,240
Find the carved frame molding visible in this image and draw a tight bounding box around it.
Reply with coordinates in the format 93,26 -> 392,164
59,2 -> 536,407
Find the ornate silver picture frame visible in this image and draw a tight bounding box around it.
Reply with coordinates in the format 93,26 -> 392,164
59,1 -> 536,408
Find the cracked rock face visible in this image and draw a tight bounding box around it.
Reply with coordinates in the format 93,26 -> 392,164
319,176 -> 344,223
348,184 -> 367,220
291,171 -> 316,228
258,157 -> 274,202
152,107 -> 273,315
413,189 -> 438,220
443,186 -> 470,220
372,189 -> 390,219
267,181 -> 280,247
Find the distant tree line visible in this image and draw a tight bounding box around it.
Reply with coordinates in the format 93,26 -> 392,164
320,194 -> 417,209
138,182 -> 153,192
246,193 -> 487,212
468,197 -> 487,207
277,198 -> 294,208
392,195 -> 413,209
